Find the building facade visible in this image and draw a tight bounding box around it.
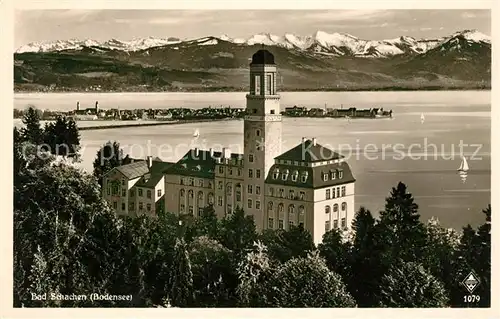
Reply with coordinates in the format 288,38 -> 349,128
162,49 -> 356,244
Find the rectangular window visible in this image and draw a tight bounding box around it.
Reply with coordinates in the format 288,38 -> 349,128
147,190 -> 152,199
269,187 -> 274,196
219,166 -> 224,174
130,190 -> 135,197
326,189 -> 331,199
249,154 -> 254,163
129,202 -> 135,211
189,206 -> 194,215
333,220 -> 339,229
139,202 -> 143,210
113,201 -> 118,209
332,188 -> 336,199
256,186 -> 260,195
341,186 -> 346,197
121,203 -> 126,211
279,189 -> 285,198
147,204 -> 151,211
289,221 -> 294,228
299,191 -> 305,200
337,187 -> 340,198
229,168 -> 233,175
180,204 -> 185,212
248,185 -> 253,194
268,218 -> 274,229
180,178 -> 184,185
325,221 -> 331,232
279,220 -> 284,229
255,75 -> 261,95
256,201 -> 261,210
267,74 -> 272,95
107,185 -> 111,196
121,179 -> 125,186
122,189 -> 126,197
256,169 -> 261,178
138,189 -> 143,197
199,179 -> 204,187
198,207 -> 204,216
157,189 -> 162,197
289,190 -> 295,199
189,178 -> 194,186
248,169 -> 253,178
227,204 -> 232,214
248,199 -> 253,209
218,196 -> 223,206
218,181 -> 223,190
341,218 -> 346,229
237,168 -> 242,176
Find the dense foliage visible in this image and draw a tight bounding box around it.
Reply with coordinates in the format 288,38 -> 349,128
13,118 -> 491,308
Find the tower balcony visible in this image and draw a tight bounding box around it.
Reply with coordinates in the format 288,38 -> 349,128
246,94 -> 281,100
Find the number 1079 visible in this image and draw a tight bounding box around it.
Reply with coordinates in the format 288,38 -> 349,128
464,295 -> 480,303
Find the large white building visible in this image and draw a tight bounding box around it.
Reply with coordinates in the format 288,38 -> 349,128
162,49 -> 356,244
103,49 -> 356,244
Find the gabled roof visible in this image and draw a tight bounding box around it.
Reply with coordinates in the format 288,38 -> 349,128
134,161 -> 175,188
115,161 -> 150,179
275,139 -> 343,163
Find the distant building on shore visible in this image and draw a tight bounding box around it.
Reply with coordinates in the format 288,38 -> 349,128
72,101 -> 100,121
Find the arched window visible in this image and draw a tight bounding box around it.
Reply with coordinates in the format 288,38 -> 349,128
301,171 -> 308,183
235,184 -> 242,201
338,169 -> 344,179
325,205 -> 331,214
342,202 -> 347,211
197,191 -> 204,200
188,190 -> 194,198
226,182 -> 232,196
268,202 -> 274,211
180,189 -> 185,197
273,168 -> 280,179
298,205 -> 305,226
282,169 -> 289,181
288,204 -> 295,214
207,193 -> 214,205
278,203 -> 284,213
256,129 -> 261,137
291,170 -> 299,182
333,203 -> 339,212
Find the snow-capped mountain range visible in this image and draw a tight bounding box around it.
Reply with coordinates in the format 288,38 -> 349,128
15,30 -> 490,58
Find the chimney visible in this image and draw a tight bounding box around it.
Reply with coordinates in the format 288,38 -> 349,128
222,147 -> 231,159
193,148 -> 199,159
76,101 -> 80,111
209,148 -> 214,157
301,137 -> 306,143
312,137 -> 317,146
147,156 -> 152,169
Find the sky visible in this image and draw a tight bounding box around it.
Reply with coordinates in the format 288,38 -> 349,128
14,9 -> 491,47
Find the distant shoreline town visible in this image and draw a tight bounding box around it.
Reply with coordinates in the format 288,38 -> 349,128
13,101 -> 393,123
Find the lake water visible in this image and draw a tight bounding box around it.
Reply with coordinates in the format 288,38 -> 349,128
14,91 -> 491,230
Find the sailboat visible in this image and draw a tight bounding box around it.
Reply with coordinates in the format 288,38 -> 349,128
420,113 -> 425,123
457,156 -> 469,172
193,128 -> 200,138
457,156 -> 469,183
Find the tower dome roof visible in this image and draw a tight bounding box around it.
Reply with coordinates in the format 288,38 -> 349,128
251,49 -> 275,65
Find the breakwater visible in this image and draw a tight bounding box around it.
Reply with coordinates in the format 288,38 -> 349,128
78,118 -> 235,131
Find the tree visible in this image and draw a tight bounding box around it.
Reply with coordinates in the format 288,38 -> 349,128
450,205 -> 491,307
378,261 -> 449,307
236,241 -> 273,307
267,251 -> 356,307
43,116 -> 80,157
169,238 -> 194,307
260,225 -> 315,263
92,141 -> 132,186
217,207 -> 257,258
318,228 -> 351,280
421,217 -> 460,302
189,236 -> 233,307
185,205 -> 219,241
378,182 -> 427,262
20,106 -> 44,145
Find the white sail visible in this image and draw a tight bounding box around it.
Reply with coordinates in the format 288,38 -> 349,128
420,113 -> 425,122
193,129 -> 200,137
458,156 -> 469,171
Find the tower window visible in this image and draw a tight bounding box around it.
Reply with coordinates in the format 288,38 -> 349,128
255,75 -> 261,95
270,110 -> 275,114
267,74 -> 272,95
256,129 -> 261,137
249,154 -> 254,163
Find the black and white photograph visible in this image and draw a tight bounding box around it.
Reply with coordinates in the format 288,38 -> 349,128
7,0 -> 495,313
